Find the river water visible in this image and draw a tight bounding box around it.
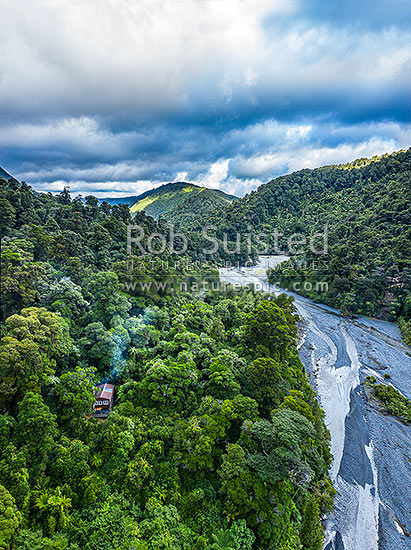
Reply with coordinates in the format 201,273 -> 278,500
219,256 -> 411,550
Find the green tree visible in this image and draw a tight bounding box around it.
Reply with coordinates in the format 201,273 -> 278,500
139,503 -> 194,549
218,444 -> 254,519
43,278 -> 89,321
56,366 -> 97,421
137,358 -> 200,414
207,357 -> 240,399
0,308 -> 72,406
78,322 -> 116,374
0,198 -> 15,235
4,307 -> 72,358
242,300 -> 295,359
86,271 -> 131,326
0,244 -> 46,321
67,493 -> 145,550
247,357 -> 284,417
0,444 -> 30,511
34,486 -> 72,535
246,409 -> 322,485
0,336 -> 55,407
16,393 -> 57,461
49,437 -> 90,488
299,494 -> 324,550
0,483 -> 22,550
228,520 -> 255,550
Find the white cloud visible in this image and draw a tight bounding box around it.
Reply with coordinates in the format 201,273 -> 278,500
11,120 -> 411,197
0,0 -> 296,118
286,139 -> 398,171
225,137 -> 402,195
0,0 -> 409,122
0,117 -> 118,153
0,0 -> 409,196
195,159 -> 230,190
189,136 -> 405,197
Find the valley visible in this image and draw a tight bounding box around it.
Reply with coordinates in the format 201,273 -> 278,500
1,0 -> 410,547
0,150 -> 410,550
220,258 -> 411,550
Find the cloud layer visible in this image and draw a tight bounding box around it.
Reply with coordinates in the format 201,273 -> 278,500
1,0 -> 410,196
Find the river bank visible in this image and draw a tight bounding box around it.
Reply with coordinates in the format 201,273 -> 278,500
219,258 -> 411,550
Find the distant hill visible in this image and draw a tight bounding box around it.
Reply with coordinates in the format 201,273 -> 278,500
102,182 -> 238,221
0,166 -> 14,181
98,195 -> 137,207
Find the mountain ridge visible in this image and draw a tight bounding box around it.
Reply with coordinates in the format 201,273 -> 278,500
192,148 -> 410,334
0,166 -> 13,181
101,181 -> 238,221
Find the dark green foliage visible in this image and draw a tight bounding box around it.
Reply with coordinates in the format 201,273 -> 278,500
0,308 -> 72,408
56,367 -> 97,422
0,483 -> 22,550
242,300 -> 297,360
190,149 -> 411,326
16,393 -> 58,460
247,358 -> 285,417
0,175 -> 332,549
266,151 -> 411,322
372,383 -> 411,424
299,494 -> 324,550
0,198 -> 15,234
398,317 -> 411,345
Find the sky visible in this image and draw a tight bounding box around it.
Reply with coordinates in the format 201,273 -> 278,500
0,0 -> 410,198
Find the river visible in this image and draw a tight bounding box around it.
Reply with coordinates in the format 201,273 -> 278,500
219,256 -> 411,550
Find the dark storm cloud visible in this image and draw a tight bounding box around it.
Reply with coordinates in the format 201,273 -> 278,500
0,0 -> 410,196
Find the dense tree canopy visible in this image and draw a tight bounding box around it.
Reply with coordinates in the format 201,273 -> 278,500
0,173 -> 335,549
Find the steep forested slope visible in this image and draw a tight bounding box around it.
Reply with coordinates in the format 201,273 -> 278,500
195,150 -> 411,335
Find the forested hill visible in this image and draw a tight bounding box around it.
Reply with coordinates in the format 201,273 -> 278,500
197,149 -> 411,339
103,181 -> 238,221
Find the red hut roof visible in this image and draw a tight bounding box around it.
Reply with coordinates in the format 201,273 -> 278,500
94,383 -> 114,401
